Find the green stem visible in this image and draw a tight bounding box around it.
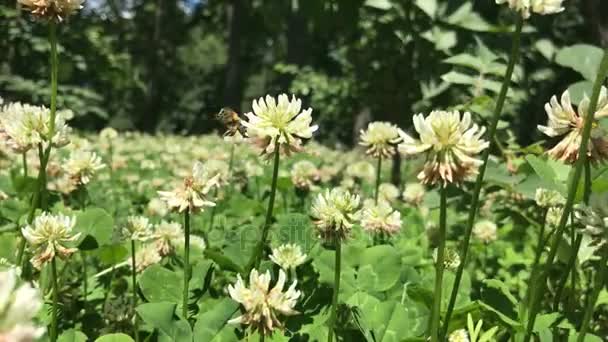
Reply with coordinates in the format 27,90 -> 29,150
16,22 -> 59,271
82,251 -> 88,308
22,151 -> 28,176
246,138 -> 281,272
524,48 -> 608,342
205,188 -> 217,249
183,209 -> 191,320
374,155 -> 382,204
430,185 -> 448,342
553,234 -> 582,311
131,240 -> 140,342
441,16 -> 523,337
328,240 -> 342,342
228,143 -> 235,179
577,247 -> 608,342
50,257 -> 59,342
527,208 -> 549,307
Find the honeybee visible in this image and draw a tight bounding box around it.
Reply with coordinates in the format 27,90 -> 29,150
216,107 -> 247,137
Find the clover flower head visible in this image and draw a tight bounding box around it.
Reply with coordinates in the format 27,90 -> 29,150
205,159 -> 230,185
546,206 -> 570,228
448,329 -> 470,342
63,150 -> 106,186
398,110 -> 489,185
311,188 -> 360,241
99,127 -> 118,141
290,160 -> 320,191
227,269 -> 301,336
0,268 -> 45,341
359,199 -> 402,235
152,221 -> 183,256
495,0 -> 564,18
359,121 -> 403,157
538,88 -> 608,165
122,216 -> 153,242
345,161 -> 376,182
269,244 -> 307,270
21,212 -> 80,269
245,160 -> 264,178
158,161 -> 220,213
18,0 -> 84,21
534,188 -> 566,208
378,183 -> 400,203
473,220 -> 498,243
433,248 -> 461,271
403,182 -> 426,206
129,244 -> 162,273
242,94 -> 318,157
574,205 -> 608,243
147,198 -> 169,217
0,102 -> 71,153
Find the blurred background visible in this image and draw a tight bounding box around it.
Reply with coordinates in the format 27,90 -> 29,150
1,0 -> 607,146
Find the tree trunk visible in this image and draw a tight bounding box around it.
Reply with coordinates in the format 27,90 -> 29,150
582,0 -> 608,47
222,0 -> 245,111
141,0 -> 164,132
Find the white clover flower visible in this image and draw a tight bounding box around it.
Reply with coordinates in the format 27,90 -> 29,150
176,235 -> 206,251
152,221 -> 183,256
311,188 -> 361,241
0,268 -> 45,342
129,244 -> 162,273
531,0 -> 565,15
242,94 -> 318,156
538,88 -> 608,165
205,159 -> 230,185
158,161 -> 220,213
534,188 -> 566,208
99,127 -> 118,141
122,216 -> 153,242
359,121 -> 404,157
0,102 -> 71,153
269,244 -> 307,270
345,161 -> 376,182
403,182 -> 426,206
63,150 -> 106,186
378,183 -> 400,203
359,199 -> 402,235
495,0 -> 564,18
245,160 -> 264,178
18,0 -> 84,21
574,205 -> 608,243
398,110 -> 489,185
448,329 -> 470,342
433,248 -> 461,271
147,198 -> 169,217
290,160 -> 320,191
473,220 -> 498,243
227,269 -> 301,336
21,212 -> 80,269
546,206 -> 565,227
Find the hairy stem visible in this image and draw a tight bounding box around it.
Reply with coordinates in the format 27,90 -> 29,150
247,139 -> 281,272
131,240 -> 140,342
374,155 -> 382,204
328,240 -> 342,342
50,258 -> 59,342
441,16 -> 524,337
430,185 -> 448,342
183,209 -> 191,320
524,48 -> 608,342
577,247 -> 608,342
